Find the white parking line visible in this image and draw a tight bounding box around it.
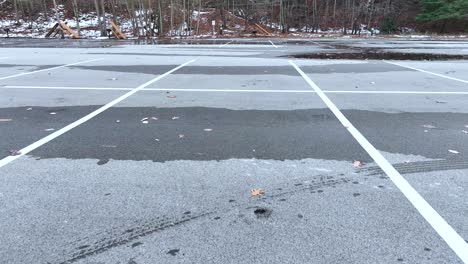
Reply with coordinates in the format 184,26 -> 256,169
324,90 -> 468,94
3,86 -> 134,91
385,61 -> 468,84
269,40 -> 278,48
2,86 -> 315,92
0,58 -> 104,81
219,41 -> 234,48
150,88 -> 303,92
290,60 -> 468,264
5,85 -> 468,95
0,59 -> 196,169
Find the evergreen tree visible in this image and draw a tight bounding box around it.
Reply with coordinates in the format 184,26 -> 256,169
450,0 -> 468,19
417,0 -> 468,21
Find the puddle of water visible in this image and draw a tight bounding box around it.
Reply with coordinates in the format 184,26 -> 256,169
288,52 -> 468,60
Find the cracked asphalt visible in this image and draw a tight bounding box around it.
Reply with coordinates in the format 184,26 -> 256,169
0,38 -> 467,264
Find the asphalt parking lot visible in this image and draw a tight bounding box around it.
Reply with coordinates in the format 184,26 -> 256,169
0,38 -> 468,264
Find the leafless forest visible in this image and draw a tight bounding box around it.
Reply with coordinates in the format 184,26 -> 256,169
0,0 -> 466,37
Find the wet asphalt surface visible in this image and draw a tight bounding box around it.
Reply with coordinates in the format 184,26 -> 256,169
0,38 -> 467,264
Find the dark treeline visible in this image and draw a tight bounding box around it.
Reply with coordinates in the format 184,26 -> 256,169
1,0 -> 467,37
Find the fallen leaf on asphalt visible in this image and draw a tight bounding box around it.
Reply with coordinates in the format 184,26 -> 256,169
179,134 -> 185,139
167,95 -> 177,99
353,160 -> 365,167
204,128 -> 213,132
251,188 -> 265,197
422,125 -> 436,129
9,150 -> 21,156
172,117 -> 180,120
0,119 -> 12,122
448,150 -> 460,154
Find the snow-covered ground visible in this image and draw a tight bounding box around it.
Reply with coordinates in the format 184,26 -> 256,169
0,5 -> 133,38
1,6 -> 467,40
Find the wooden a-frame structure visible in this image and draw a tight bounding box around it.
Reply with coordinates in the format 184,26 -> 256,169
109,20 -> 127,40
254,23 -> 271,36
46,22 -> 80,39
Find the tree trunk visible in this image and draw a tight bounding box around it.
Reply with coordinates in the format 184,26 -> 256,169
367,0 -> 375,29
124,0 -> 138,37
101,0 -> 107,36
72,0 -> 81,35
14,0 -> 19,23
52,0 -> 60,23
93,0 -> 106,36
440,20 -> 447,33
196,0 -> 201,35
350,0 -> 355,34
170,0 -> 174,36
159,0 -> 164,37
324,0 -> 329,30
333,0 -> 337,20
280,0 -> 285,33
110,0 -> 117,22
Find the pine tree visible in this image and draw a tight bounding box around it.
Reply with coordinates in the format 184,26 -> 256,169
417,0 -> 452,22
417,0 -> 468,21
450,0 -> 468,20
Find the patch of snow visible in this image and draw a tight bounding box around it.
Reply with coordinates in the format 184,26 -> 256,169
192,10 -> 210,19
